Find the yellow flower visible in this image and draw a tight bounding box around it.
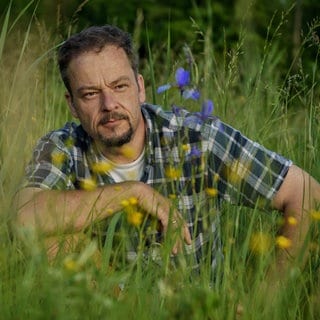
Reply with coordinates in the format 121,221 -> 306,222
127,211 -> 144,227
91,161 -> 113,174
182,144 -> 190,152
65,137 -> 75,149
106,209 -> 114,216
276,236 -> 292,249
310,210 -> 320,221
249,232 -> 272,254
79,178 -> 97,191
63,257 -> 79,272
128,197 -> 138,206
225,159 -> 251,185
51,151 -> 66,165
121,199 -> 130,208
169,194 -> 177,200
205,187 -> 218,197
287,216 -> 298,226
165,166 -> 181,179
121,145 -> 135,159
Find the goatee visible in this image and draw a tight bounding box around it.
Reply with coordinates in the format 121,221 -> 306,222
98,112 -> 133,147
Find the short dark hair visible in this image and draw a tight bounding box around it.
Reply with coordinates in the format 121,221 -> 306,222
58,25 -> 138,95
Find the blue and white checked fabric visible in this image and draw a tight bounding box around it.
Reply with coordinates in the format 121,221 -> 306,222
23,103 -> 292,272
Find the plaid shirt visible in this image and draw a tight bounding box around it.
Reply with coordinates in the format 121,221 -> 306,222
24,103 -> 292,272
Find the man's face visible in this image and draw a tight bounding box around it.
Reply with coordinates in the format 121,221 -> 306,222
66,45 -> 146,149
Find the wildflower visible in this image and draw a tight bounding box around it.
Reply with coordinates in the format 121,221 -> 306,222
182,144 -> 190,152
157,67 -> 200,100
63,256 -> 79,272
79,178 -> 97,191
189,145 -> 201,158
287,216 -> 298,226
127,211 -> 144,227
91,161 -> 113,174
157,83 -> 172,94
51,151 -> 66,166
106,209 -> 114,216
65,137 -> 75,149
121,199 -> 130,208
205,187 -> 218,197
169,194 -> 177,200
183,99 -> 214,126
121,145 -> 135,159
165,166 -> 181,179
182,88 -> 200,100
172,105 -> 182,116
249,232 -> 272,254
213,173 -> 220,183
128,197 -> 138,206
310,210 -> 320,221
225,159 -> 250,185
276,236 -> 292,249
175,67 -> 190,88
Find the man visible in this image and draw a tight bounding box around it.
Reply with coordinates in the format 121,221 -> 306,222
16,25 -> 320,276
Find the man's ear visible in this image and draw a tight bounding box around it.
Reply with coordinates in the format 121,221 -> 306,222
65,92 -> 79,119
137,74 -> 146,104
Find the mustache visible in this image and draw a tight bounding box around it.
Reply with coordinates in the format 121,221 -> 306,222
99,112 -> 129,125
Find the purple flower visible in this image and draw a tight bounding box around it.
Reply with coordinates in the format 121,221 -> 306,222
175,67 -> 190,88
184,99 -> 214,126
182,88 -> 200,100
172,105 -> 182,116
189,145 -> 202,158
198,99 -> 214,119
157,84 -> 172,94
156,67 -> 192,96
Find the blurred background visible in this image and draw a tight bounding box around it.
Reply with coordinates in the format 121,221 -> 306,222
1,0 -> 319,77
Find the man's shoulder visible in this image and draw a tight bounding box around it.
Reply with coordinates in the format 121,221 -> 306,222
141,102 -> 221,132
142,103 -> 186,128
39,122 -> 90,149
142,103 -> 172,119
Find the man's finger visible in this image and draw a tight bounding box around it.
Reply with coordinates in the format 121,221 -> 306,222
183,224 -> 192,244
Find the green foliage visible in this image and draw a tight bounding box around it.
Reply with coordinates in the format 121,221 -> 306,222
0,2 -> 319,319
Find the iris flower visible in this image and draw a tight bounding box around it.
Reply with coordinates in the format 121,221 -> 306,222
175,67 -> 190,88
157,67 -> 200,101
184,99 -> 214,126
189,145 -> 201,158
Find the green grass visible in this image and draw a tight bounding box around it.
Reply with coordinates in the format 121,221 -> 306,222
0,4 -> 319,320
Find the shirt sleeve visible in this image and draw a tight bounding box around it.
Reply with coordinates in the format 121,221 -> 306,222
22,135 -> 75,190
206,119 -> 292,209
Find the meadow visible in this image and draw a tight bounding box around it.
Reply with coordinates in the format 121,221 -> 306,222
0,3 -> 319,319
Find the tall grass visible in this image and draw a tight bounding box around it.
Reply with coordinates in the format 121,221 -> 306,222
0,3 -> 319,319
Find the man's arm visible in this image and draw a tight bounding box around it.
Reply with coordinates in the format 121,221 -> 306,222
272,164 -> 320,272
15,181 -> 191,254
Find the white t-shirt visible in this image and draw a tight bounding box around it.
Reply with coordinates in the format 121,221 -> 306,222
102,148 -> 145,182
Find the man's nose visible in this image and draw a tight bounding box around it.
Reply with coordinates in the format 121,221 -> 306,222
100,90 -> 117,111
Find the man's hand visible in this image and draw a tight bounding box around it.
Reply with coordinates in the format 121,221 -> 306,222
272,164 -> 320,275
134,182 -> 192,254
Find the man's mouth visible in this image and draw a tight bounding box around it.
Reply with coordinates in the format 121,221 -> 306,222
99,113 -> 128,126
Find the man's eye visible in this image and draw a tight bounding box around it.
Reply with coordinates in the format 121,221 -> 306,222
83,92 -> 97,98
114,83 -> 128,91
